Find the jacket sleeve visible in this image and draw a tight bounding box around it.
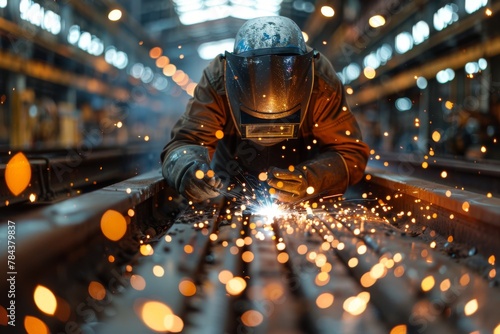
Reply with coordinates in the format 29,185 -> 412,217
311,57 -> 370,186
160,56 -> 227,163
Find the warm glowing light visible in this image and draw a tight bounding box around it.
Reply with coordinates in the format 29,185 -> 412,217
393,253 -> 403,262
440,171 -> 447,178
140,244 -> 154,256
347,257 -> 359,268
195,170 -> 205,179
139,301 -> 173,332
100,210 -> 127,241
390,324 -> 407,334
343,293 -> 369,316
24,316 -> 49,334
421,276 -> 435,292
462,201 -> 470,212
357,245 -> 367,255
432,131 -> 441,142
277,252 -> 289,263
494,323 -> 500,334
34,285 -> 57,315
306,186 -> 315,195
241,310 -> 264,327
108,9 -> 122,21
369,15 -> 386,28
155,56 -> 170,68
242,251 -> 254,263
149,47 -> 162,59
131,275 -> 146,291
153,265 -> 165,277
464,299 -> 478,316
321,6 -> 335,17
316,293 -> 334,309
364,67 -> 376,79
315,272 -> 330,286
460,274 -> 471,286
179,279 -> 197,297
297,245 -> 307,255
5,152 -> 31,196
226,277 -> 247,295
440,278 -> 451,291
184,245 -> 194,254
218,270 -> 233,284
163,64 -> 177,76
394,265 -> 405,277
370,263 -> 386,279
255,203 -> 283,220
88,281 -> 106,300
215,130 -> 224,139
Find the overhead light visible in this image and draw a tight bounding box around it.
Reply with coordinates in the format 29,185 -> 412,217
395,97 -> 412,111
173,0 -> 283,25
108,9 -> 122,21
412,20 -> 429,45
368,15 -> 385,28
197,38 -> 235,60
178,6 -> 231,25
175,1 -> 203,14
395,31 -> 414,54
320,6 -> 335,17
465,0 -> 488,14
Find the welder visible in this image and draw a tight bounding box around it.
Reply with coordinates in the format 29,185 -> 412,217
160,16 -> 369,204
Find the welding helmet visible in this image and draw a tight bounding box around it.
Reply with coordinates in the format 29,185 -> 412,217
224,16 -> 316,144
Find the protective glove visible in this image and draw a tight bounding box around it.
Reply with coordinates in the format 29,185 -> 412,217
162,145 -> 223,202
267,151 -> 349,203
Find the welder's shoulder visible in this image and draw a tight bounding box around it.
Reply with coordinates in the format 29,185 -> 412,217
201,54 -> 226,93
314,51 -> 342,92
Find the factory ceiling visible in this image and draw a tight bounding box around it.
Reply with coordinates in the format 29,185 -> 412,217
112,0 -> 372,62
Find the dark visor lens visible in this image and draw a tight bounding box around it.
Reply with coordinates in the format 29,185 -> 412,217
225,50 -> 314,120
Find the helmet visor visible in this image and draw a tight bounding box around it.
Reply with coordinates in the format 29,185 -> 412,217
225,50 -> 314,139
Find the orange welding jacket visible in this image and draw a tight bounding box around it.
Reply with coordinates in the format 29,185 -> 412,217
161,49 -> 370,191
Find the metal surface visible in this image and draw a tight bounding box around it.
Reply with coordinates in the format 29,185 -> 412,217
1,167 -> 499,333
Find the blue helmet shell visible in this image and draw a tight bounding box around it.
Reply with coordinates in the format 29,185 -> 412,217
234,16 -> 307,55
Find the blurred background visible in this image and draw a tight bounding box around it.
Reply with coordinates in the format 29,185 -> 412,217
1,0 -> 500,205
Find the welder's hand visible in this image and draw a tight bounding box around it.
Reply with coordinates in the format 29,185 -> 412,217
162,145 -> 223,203
267,166 -> 309,203
179,162 -> 223,202
267,151 -> 350,204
